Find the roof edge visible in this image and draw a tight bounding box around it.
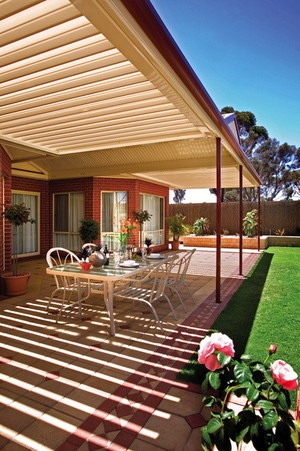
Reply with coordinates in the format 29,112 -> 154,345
118,0 -> 261,185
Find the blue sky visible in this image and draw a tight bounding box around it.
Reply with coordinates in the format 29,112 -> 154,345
150,0 -> 300,148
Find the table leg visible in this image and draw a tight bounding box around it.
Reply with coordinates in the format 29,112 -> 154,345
105,281 -> 115,336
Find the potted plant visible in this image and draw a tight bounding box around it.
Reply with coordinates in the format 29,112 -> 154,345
243,209 -> 258,238
79,218 -> 99,243
133,210 -> 152,249
167,214 -> 187,250
193,217 -> 210,236
2,203 -> 35,295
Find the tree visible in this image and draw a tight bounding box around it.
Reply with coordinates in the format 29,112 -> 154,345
210,107 -> 299,201
173,189 -> 186,204
221,106 -> 268,156
252,139 -> 300,200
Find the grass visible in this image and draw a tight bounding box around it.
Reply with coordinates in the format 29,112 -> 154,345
178,246 -> 300,408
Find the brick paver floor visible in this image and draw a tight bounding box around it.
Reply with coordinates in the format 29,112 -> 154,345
0,249 -> 260,450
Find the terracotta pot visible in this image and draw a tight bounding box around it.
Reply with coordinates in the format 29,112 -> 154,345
171,240 -> 180,250
1,272 -> 31,296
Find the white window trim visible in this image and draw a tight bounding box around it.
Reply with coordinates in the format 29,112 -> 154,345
12,190 -> 40,257
140,193 -> 165,246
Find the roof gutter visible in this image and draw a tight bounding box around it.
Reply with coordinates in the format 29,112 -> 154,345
119,0 -> 261,185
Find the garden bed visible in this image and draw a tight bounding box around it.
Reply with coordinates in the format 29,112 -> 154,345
181,234 -> 300,249
181,234 -> 266,249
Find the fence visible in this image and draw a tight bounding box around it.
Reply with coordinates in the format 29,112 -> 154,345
169,200 -> 300,236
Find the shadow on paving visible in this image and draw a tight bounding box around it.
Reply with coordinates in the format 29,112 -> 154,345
177,251 -> 274,384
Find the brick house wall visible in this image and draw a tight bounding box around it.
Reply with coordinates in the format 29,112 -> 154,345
0,146 -> 12,273
8,176 -> 169,259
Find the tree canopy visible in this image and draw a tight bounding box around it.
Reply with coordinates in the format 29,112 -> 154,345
173,189 -> 186,204
212,107 -> 300,201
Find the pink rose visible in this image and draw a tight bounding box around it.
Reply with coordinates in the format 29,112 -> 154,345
271,360 -> 298,390
198,332 -> 235,371
268,344 -> 277,355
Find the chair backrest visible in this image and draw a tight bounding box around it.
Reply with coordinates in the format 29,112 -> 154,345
46,247 -> 81,267
172,248 -> 196,283
150,254 -> 179,302
46,247 -> 81,289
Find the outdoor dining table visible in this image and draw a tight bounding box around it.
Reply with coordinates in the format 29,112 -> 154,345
46,256 -> 169,336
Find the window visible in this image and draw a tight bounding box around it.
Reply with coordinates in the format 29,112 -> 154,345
12,191 -> 39,256
140,194 -> 164,245
53,192 -> 84,249
101,191 -> 127,248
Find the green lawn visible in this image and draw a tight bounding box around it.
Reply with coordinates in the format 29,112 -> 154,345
178,246 -> 300,407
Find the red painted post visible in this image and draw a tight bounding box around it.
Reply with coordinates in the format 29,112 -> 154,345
216,137 -> 222,303
239,165 -> 243,275
257,186 -> 261,251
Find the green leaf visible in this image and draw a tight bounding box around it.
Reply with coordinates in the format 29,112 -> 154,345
217,352 -> 232,367
201,373 -> 210,393
233,363 -> 252,383
203,395 -> 216,407
240,354 -> 253,363
201,425 -> 213,451
207,417 -> 222,434
208,371 -> 221,390
277,392 -> 288,411
256,399 -> 274,411
262,410 -> 278,430
236,426 -> 249,442
246,385 -> 259,401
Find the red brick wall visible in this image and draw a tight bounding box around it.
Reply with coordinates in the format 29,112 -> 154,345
6,176 -> 169,259
12,176 -> 50,257
0,146 -> 12,272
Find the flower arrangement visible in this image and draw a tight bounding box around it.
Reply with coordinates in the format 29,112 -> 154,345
198,331 -> 298,451
117,220 -> 137,249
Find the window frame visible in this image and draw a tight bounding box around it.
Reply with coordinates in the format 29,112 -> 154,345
12,190 -> 40,257
101,190 -> 128,247
140,193 -> 165,246
53,191 -> 84,249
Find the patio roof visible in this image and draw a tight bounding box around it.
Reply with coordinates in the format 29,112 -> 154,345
0,0 -> 261,189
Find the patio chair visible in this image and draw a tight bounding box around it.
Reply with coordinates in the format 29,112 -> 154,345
166,248 -> 196,310
113,254 -> 178,331
46,247 -> 90,321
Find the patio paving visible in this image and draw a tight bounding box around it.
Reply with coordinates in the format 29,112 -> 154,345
0,249 -> 260,450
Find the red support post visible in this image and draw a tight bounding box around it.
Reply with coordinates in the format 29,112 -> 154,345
216,137 -> 222,303
239,165 -> 243,275
257,186 -> 261,251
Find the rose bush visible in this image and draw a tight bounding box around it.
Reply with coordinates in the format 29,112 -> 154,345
198,331 -> 299,451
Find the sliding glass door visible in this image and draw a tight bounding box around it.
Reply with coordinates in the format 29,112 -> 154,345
101,191 -> 127,249
140,194 -> 164,245
53,192 -> 84,250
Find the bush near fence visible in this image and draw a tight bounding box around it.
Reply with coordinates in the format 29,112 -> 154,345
169,200 -> 300,236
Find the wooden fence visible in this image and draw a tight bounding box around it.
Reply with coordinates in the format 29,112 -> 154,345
169,200 -> 300,236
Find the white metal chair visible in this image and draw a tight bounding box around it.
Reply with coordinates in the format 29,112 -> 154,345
166,248 -> 196,310
46,247 -> 90,321
113,254 -> 178,331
